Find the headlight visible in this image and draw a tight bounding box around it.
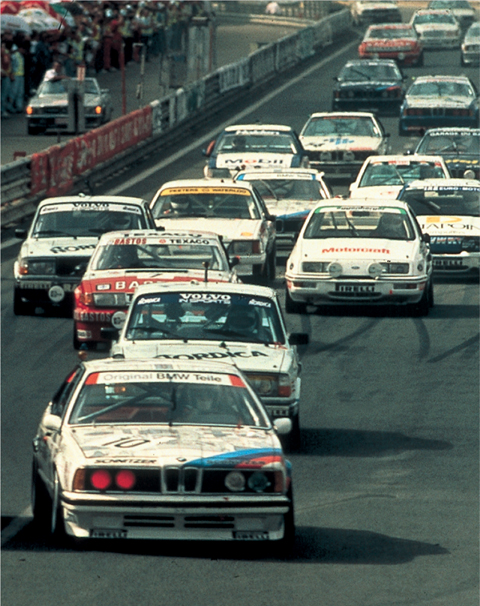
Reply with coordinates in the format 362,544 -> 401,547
247,472 -> 271,493
245,373 -> 292,397
93,293 -> 127,307
379,262 -> 409,274
85,105 -> 103,115
19,259 -> 56,275
229,240 -> 261,255
302,262 -> 329,272
462,237 -> 480,252
225,471 -> 246,492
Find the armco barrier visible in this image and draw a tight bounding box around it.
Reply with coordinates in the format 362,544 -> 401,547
1,8 -> 353,227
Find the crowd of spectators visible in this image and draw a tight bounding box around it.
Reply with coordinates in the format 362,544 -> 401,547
1,0 -> 212,118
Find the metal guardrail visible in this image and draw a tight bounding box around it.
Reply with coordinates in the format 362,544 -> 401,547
1,9 -> 353,227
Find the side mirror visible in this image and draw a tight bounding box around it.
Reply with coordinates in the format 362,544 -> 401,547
229,255 -> 240,268
266,213 -> 276,222
273,417 -> 292,435
289,332 -> 309,345
100,326 -> 120,341
422,233 -> 431,244
15,228 -> 27,239
43,413 -> 61,433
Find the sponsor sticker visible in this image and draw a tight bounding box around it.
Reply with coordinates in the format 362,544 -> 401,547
87,371 -> 235,385
160,187 -> 250,196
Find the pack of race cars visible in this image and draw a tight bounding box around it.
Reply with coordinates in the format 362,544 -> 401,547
18,1 -> 479,551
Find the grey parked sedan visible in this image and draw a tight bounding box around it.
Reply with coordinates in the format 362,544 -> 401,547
26,77 -> 113,135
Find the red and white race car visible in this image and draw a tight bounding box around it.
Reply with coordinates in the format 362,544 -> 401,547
358,23 -> 424,66
73,229 -> 239,349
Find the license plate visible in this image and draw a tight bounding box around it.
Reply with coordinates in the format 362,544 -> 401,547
233,531 -> 269,541
90,529 -> 127,539
434,259 -> 464,267
335,284 -> 375,293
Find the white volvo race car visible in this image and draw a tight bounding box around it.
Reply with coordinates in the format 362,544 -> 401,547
398,178 -> 480,276
149,180 -> 277,281
32,358 -> 294,547
106,282 -> 309,448
285,199 -> 434,316
13,195 -> 155,315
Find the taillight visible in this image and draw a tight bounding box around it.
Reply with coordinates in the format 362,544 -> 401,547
116,470 -> 136,490
75,285 -> 94,306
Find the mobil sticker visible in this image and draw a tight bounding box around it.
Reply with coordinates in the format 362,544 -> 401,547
217,153 -> 293,168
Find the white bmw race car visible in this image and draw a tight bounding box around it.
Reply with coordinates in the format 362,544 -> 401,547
32,357 -> 295,547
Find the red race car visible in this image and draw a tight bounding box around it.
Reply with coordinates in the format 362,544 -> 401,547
359,23 -> 424,66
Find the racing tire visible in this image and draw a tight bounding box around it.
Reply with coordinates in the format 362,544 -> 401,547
276,487 -> 295,557
284,414 -> 301,452
410,281 -> 431,317
267,245 -> 277,282
285,287 -> 307,314
31,461 -> 51,528
50,470 -> 67,542
398,122 -> 409,137
428,279 -> 434,308
27,123 -> 44,135
14,288 -> 33,316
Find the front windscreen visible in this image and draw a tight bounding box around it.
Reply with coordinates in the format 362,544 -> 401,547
416,132 -> 480,156
32,203 -> 146,238
125,292 -> 285,344
340,63 -> 401,81
302,116 -> 379,137
151,188 -> 260,220
400,187 -> 480,216
91,239 -> 226,272
247,178 -> 323,201
68,371 -> 268,427
359,160 -> 446,186
303,207 -> 415,240
408,81 -> 474,97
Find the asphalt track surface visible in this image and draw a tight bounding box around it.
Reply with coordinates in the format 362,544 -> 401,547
2,14 -> 480,606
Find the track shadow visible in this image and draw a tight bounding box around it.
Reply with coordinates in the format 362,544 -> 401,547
295,427 -> 453,457
2,518 -> 448,564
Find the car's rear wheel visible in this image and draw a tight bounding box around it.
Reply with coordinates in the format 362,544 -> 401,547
416,52 -> 424,67
31,461 -> 50,528
285,287 -> 307,314
410,280 -> 431,317
50,470 -> 66,540
398,121 -> 409,137
284,414 -> 301,452
276,486 -> 295,557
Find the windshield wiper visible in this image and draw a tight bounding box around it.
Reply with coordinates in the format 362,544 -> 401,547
202,327 -> 270,344
130,325 -> 179,338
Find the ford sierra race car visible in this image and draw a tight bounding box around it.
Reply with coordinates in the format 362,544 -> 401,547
399,75 -> 480,136
73,229 -> 239,349
234,168 -> 332,250
461,21 -> 480,66
203,124 -> 309,179
349,154 -> 450,199
106,282 -> 309,448
284,199 -> 434,316
31,357 -> 295,548
332,59 -> 406,115
149,180 -> 277,282
13,195 -> 155,315
299,111 -> 390,182
398,178 -> 480,276
358,23 -> 424,66
414,127 -> 480,180
410,9 -> 461,49
428,0 -> 475,31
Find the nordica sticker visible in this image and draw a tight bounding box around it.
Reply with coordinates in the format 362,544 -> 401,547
156,351 -> 268,360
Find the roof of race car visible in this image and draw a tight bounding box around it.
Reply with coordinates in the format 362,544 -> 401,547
411,75 -> 473,84
129,280 -> 277,299
77,356 -> 248,378
155,179 -> 255,192
420,127 -> 480,135
344,58 -> 400,67
402,178 -> 480,190
307,111 -> 378,119
413,8 -> 455,14
366,23 -> 414,30
96,229 -> 224,245
37,195 -> 148,208
223,124 -> 294,133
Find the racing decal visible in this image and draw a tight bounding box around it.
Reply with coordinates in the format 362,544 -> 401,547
94,458 -> 157,464
138,296 -> 161,305
96,280 -> 156,291
113,237 -> 147,245
86,371 -> 235,385
321,247 -> 391,254
233,129 -> 283,136
160,187 -> 250,196
187,447 -> 284,468
430,130 -> 480,137
156,351 -> 268,361
102,437 -> 151,448
424,216 -> 466,224
74,311 -> 113,322
179,293 -> 231,304
221,158 -> 288,166
158,237 -> 212,245
424,186 -> 480,193
248,298 -> 272,308
39,203 -> 142,215
50,243 -> 97,254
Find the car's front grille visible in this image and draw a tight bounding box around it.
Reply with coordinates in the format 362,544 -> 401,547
56,256 -> 89,277
43,107 -> 68,114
